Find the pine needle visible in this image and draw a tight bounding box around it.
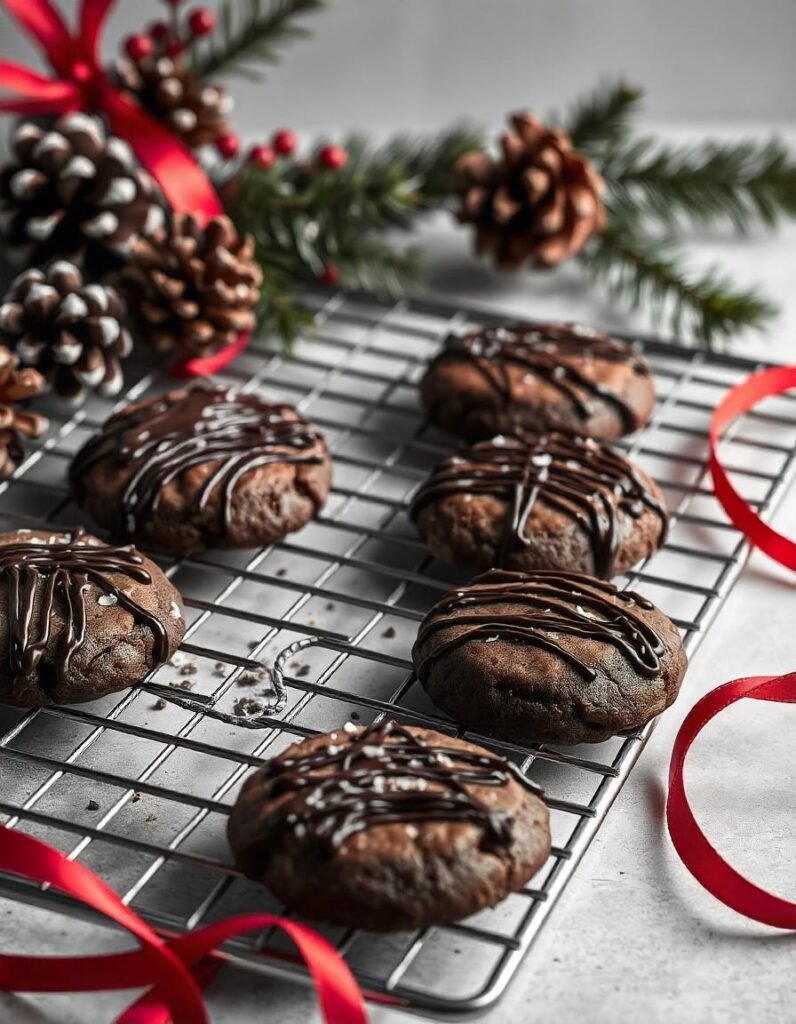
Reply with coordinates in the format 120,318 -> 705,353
602,136 -> 796,231
580,222 -> 777,347
192,0 -> 326,81
564,79 -> 644,157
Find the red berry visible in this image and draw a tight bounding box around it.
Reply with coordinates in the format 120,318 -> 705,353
148,20 -> 169,41
321,264 -> 340,287
272,129 -> 297,156
124,33 -> 154,62
188,7 -> 215,35
249,144 -> 276,170
216,133 -> 241,159
318,144 -> 348,171
165,38 -> 186,57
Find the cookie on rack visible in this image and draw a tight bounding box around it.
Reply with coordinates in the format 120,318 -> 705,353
410,430 -> 668,577
228,719 -> 551,932
420,322 -> 655,442
412,569 -> 686,745
0,527 -> 184,706
69,384 -> 332,556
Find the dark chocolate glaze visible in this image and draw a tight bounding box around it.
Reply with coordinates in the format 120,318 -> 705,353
431,322 -> 649,434
69,386 -> 325,538
410,431 -> 668,576
0,528 -> 168,682
257,720 -> 542,853
415,569 -> 665,683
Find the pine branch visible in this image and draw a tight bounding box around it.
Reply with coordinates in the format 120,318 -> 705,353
192,0 -> 326,81
564,80 -> 644,158
601,136 -> 796,232
580,221 -> 777,347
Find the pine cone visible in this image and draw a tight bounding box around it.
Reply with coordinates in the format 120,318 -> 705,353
455,112 -> 606,269
0,113 -> 165,276
0,262 -> 132,404
115,55 -> 233,151
0,346 -> 48,476
122,214 -> 262,359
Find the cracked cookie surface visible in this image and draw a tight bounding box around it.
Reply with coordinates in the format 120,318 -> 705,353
69,384 -> 331,556
228,720 -> 551,931
412,569 -> 687,745
0,527 -> 184,706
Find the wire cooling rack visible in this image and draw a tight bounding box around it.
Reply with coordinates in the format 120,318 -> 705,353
0,289 -> 795,1020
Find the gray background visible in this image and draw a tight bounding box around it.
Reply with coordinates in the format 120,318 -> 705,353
2,0 -> 796,132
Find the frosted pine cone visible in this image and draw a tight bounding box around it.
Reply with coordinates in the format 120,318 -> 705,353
116,55 -> 233,151
456,112 -> 606,269
122,214 -> 262,360
0,262 -> 132,404
0,114 -> 164,276
0,346 -> 48,476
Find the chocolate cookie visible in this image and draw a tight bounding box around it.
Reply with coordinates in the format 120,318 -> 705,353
69,384 -> 332,556
420,322 -> 655,442
412,569 -> 687,745
228,720 -> 551,932
410,431 -> 668,577
0,527 -> 184,707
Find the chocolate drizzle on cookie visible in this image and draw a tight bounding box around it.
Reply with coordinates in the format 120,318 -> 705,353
410,431 -> 668,576
414,569 -> 665,682
69,386 -> 325,538
432,322 -> 649,434
258,720 -> 542,853
0,528 -> 168,681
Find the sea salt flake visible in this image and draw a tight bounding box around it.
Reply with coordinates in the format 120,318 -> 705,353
97,594 -> 117,607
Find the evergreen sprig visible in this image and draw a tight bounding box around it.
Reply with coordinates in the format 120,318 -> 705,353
601,136 -> 796,231
192,0 -> 326,81
234,127 -> 482,287
579,221 -> 777,347
565,80 -> 644,157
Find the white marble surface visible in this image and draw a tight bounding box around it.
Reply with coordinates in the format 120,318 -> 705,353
1,126 -> 796,1023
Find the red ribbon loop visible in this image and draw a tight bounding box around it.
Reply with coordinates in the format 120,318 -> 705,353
667,671 -> 796,929
0,826 -> 368,1024
0,0 -> 250,377
710,365 -> 796,570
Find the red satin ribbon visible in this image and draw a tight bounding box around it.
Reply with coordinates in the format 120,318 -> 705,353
0,825 -> 368,1024
667,671 -> 796,929
0,0 -> 249,377
710,364 -> 796,570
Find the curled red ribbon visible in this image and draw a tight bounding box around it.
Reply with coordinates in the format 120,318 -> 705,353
0,825 -> 368,1024
0,0 -> 249,377
667,671 -> 796,929
710,364 -> 796,570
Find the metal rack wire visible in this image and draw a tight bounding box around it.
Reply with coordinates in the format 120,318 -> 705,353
0,289 -> 795,1019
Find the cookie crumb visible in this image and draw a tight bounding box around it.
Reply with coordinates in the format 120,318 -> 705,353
382,626 -> 396,639
247,640 -> 259,650
295,664 -> 311,678
169,679 -> 195,691
275,568 -> 286,577
179,661 -> 198,676
146,813 -> 158,823
233,696 -> 263,718
151,698 -> 167,711
325,602 -> 335,611
131,792 -> 142,803
86,799 -> 100,811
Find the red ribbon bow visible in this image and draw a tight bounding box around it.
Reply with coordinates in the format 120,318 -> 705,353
0,0 -> 249,377
0,825 -> 368,1023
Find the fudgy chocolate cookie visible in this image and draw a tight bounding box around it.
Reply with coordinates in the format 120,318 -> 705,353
228,720 -> 551,932
420,322 -> 655,442
410,431 -> 668,577
69,384 -> 331,556
0,527 -> 184,706
413,569 -> 687,745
